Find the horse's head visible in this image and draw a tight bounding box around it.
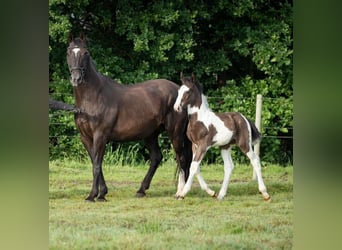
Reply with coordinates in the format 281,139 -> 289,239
174,72 -> 198,112
67,33 -> 90,86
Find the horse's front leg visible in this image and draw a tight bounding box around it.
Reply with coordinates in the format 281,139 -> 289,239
79,135 -> 97,202
94,137 -> 108,202
84,135 -> 108,202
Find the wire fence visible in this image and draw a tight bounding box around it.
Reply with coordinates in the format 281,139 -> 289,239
49,93 -> 293,141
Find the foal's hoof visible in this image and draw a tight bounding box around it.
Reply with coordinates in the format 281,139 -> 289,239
264,195 -> 271,202
212,192 -> 218,198
175,195 -> 184,200
136,192 -> 146,198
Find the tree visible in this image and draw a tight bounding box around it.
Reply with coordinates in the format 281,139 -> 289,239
49,0 -> 293,165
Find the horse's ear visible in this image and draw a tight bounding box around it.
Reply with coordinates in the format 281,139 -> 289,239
80,32 -> 86,41
68,32 -> 74,43
180,72 -> 184,81
191,72 -> 196,83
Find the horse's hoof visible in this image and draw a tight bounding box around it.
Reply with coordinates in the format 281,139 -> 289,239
176,195 -> 184,200
136,192 -> 146,198
212,192 -> 217,198
97,197 -> 107,202
85,197 -> 95,202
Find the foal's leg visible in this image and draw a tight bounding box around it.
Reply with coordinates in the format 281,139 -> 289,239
176,169 -> 185,197
178,159 -> 215,198
177,145 -> 215,199
136,134 -> 162,197
195,169 -> 216,197
217,147 -> 234,200
165,111 -> 192,196
252,169 -> 257,180
176,160 -> 199,199
170,135 -> 192,197
246,150 -> 271,201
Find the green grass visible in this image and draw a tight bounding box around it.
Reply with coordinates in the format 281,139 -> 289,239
49,160 -> 293,249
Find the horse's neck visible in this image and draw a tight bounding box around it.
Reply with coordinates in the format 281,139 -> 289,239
73,68 -> 103,106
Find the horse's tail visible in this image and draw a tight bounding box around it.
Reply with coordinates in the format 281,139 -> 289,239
247,118 -> 261,145
49,98 -> 82,113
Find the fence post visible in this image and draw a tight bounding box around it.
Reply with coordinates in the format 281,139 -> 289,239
254,94 -> 262,156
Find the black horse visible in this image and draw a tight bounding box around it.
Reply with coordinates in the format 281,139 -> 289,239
66,34 -> 192,201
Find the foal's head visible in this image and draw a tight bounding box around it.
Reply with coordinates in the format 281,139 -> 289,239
67,33 -> 90,86
174,72 -> 201,112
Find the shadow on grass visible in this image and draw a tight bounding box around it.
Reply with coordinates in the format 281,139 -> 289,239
146,180 -> 293,200
49,177 -> 292,201
49,189 -> 89,200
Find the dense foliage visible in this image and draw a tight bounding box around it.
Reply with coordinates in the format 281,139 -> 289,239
49,0 -> 293,165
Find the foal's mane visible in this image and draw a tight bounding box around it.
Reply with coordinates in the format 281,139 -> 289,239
187,74 -> 210,110
190,74 -> 204,94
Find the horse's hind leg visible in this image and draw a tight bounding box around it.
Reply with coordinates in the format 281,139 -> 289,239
136,134 -> 162,197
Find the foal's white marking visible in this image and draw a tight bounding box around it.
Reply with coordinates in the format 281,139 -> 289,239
175,85 -> 234,146
179,160 -> 216,197
189,95 -> 233,147
217,148 -> 234,200
239,114 -> 253,147
176,169 -> 185,197
72,48 -> 80,56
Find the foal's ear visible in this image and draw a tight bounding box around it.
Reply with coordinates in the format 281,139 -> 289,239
180,72 -> 184,81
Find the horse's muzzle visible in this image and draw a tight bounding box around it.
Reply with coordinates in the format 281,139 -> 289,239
70,68 -> 84,86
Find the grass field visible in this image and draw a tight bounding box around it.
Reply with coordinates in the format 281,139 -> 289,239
49,160 -> 293,249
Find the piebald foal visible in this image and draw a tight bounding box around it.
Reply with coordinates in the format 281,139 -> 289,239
173,73 -> 270,201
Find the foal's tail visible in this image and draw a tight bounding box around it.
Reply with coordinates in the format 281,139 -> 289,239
247,119 -> 261,145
